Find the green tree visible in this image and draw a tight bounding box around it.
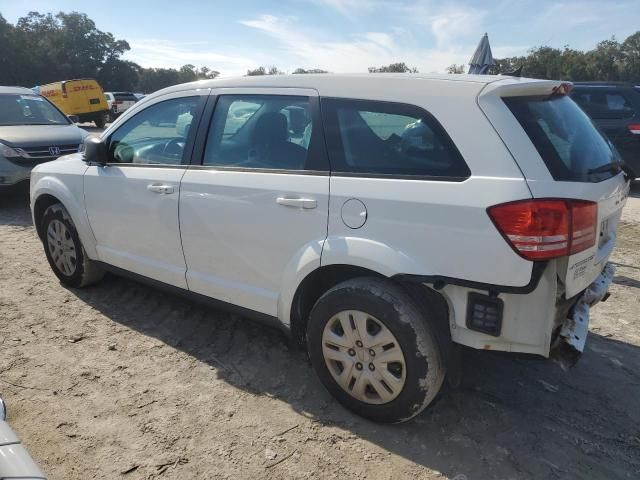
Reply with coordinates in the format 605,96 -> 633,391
246,66 -> 284,76
368,62 -> 418,73
292,68 -> 329,74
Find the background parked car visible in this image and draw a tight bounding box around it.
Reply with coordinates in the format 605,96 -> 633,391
571,82 -> 640,176
0,86 -> 87,188
37,78 -> 109,128
105,91 -> 138,122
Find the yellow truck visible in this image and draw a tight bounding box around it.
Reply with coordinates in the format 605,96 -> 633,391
39,79 -> 109,128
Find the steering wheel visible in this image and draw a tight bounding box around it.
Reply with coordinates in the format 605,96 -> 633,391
162,138 -> 185,156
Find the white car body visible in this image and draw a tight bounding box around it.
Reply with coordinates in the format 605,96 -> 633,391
30,74 -> 628,392
0,398 -> 46,479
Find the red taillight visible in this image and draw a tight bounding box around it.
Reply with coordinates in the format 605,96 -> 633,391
488,199 -> 597,261
628,124 -> 640,135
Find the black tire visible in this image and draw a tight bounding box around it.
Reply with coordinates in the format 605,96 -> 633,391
307,277 -> 446,423
94,114 -> 106,129
41,203 -> 104,288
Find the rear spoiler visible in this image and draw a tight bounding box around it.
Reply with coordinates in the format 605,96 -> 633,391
479,78 -> 568,99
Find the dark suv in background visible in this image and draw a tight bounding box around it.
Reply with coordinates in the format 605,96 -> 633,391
571,82 -> 640,176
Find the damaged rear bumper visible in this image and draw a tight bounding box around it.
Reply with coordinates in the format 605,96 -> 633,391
550,262 -> 615,368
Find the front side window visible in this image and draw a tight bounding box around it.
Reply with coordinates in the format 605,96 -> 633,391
504,95 -> 620,182
321,98 -> 470,179
203,95 -> 317,170
0,94 -> 69,126
107,97 -> 200,165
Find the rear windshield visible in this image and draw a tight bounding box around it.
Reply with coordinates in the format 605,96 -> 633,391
114,94 -> 137,102
504,95 -> 620,182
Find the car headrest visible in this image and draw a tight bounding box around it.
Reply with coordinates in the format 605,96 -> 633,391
251,112 -> 288,145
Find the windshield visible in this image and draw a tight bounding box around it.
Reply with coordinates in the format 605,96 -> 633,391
504,95 -> 620,182
0,94 -> 70,126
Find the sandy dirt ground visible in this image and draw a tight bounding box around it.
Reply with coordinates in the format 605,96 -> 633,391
1,182 -> 639,480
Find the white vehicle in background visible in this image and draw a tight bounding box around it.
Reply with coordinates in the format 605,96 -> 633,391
0,398 -> 47,479
30,74 -> 630,423
104,92 -> 138,122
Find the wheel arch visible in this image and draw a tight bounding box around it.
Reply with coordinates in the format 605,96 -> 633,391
289,264 -> 452,350
31,177 -> 98,260
33,193 -> 63,240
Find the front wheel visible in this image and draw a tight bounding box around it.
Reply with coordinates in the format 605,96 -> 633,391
41,203 -> 104,288
306,277 -> 446,423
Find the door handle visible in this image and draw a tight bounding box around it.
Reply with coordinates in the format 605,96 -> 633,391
147,184 -> 175,194
276,196 -> 317,209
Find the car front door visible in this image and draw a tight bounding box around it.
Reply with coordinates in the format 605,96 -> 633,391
83,91 -> 207,288
179,89 -> 330,319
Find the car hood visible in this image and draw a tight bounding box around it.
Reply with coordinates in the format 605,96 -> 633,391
0,124 -> 86,147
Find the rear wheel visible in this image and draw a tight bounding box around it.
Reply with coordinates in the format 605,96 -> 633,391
94,114 -> 106,129
307,277 -> 446,423
41,204 -> 104,288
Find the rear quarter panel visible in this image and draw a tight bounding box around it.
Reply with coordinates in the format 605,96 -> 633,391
320,78 -> 535,286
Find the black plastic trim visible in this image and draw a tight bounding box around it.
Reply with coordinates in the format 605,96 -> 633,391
330,171 -> 469,182
95,262 -> 287,334
465,292 -> 504,336
394,261 -> 547,295
101,163 -> 188,169
186,165 -> 329,176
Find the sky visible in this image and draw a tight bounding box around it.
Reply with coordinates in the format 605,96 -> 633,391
1,0 -> 639,77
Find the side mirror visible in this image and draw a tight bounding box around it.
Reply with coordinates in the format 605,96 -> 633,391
68,115 -> 80,123
83,136 -> 109,165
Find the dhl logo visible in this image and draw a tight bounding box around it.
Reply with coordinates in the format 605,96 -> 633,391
41,90 -> 59,97
71,85 -> 97,92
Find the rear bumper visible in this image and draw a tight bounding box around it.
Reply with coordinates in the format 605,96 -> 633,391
414,260 -> 614,358
550,263 -> 615,368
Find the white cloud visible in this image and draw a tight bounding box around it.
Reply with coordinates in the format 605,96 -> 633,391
239,13 -> 480,73
123,39 -> 258,77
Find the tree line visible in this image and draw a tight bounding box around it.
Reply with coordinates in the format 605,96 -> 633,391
447,32 -> 640,82
1,11 -> 639,95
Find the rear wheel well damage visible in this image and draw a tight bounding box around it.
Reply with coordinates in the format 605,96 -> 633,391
33,194 -> 63,240
289,264 -> 452,352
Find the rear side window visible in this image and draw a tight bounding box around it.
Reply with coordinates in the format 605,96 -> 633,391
504,95 -> 620,182
572,90 -> 635,119
321,98 -> 470,180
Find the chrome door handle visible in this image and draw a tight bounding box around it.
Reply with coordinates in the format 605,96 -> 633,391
276,196 -> 317,209
147,184 -> 175,194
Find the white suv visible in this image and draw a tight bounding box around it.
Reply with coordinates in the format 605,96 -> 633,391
30,74 -> 630,423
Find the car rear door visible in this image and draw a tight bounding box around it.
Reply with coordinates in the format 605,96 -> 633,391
179,88 -> 330,319
83,90 -> 207,288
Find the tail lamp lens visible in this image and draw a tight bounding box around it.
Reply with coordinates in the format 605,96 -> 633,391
628,124 -> 640,135
488,199 -> 597,261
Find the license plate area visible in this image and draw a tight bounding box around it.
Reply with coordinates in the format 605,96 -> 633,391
598,216 -> 613,248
